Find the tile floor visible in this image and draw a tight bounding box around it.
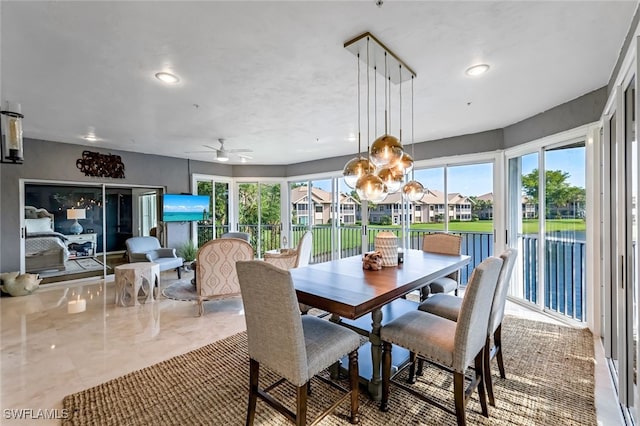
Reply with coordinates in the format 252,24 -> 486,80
0,270 -> 624,425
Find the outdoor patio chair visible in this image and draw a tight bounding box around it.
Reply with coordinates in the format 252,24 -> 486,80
379,256 -> 503,426
420,233 -> 463,300
236,260 -> 360,426
417,248 -> 518,406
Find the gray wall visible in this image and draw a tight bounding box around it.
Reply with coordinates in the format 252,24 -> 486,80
0,139 -> 232,271
0,86 -> 608,272
503,87 -> 608,148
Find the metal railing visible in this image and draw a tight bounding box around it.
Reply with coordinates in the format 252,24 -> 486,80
198,222 -> 585,322
520,234 -> 585,321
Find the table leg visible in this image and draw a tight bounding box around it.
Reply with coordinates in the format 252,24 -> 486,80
368,307 -> 383,401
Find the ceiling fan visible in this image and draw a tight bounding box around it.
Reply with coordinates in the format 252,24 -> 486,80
188,138 -> 253,162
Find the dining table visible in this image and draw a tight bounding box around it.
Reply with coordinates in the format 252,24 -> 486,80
289,248 -> 471,400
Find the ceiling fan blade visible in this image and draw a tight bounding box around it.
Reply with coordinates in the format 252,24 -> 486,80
203,145 -> 220,151
237,153 -> 253,159
228,149 -> 253,153
185,150 -> 215,153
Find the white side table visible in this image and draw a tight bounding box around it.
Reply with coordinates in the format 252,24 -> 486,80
114,262 -> 160,306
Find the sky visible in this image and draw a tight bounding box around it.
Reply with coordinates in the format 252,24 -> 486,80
310,145 -> 585,197
164,194 -> 210,212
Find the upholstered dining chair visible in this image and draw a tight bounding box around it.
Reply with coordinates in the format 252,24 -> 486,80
221,231 -> 251,242
417,248 -> 518,406
420,233 -> 463,300
194,238 -> 253,316
264,231 -> 315,315
236,260 -> 361,426
379,256 -> 504,426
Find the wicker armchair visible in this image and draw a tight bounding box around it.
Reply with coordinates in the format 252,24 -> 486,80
194,238 -> 253,316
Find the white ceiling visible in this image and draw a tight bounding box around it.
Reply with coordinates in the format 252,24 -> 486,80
1,1 -> 637,165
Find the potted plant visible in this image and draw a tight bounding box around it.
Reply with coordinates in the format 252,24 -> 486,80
178,240 -> 197,270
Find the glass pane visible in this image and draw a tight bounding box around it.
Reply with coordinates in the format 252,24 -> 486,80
290,180 -> 310,250
24,184 -> 105,283
626,77 -> 637,416
338,177 -> 362,258
447,163 -> 494,283
238,182 -> 259,252
543,143 -> 586,321
410,167 -> 445,249
309,179 -> 332,263
259,183 -> 281,257
611,111 -> 619,373
510,152 -> 539,304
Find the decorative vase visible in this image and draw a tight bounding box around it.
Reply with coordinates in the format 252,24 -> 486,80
374,231 -> 398,267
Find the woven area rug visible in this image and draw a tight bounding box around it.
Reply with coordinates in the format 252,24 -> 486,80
162,279 -> 197,301
62,316 -> 595,425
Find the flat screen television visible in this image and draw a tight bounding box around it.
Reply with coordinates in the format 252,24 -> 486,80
162,194 -> 210,222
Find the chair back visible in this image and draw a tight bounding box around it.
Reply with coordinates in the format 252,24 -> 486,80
488,248 -> 518,334
236,260 -> 308,385
264,249 -> 298,270
422,233 -> 462,280
221,232 -> 251,243
195,238 -> 253,299
295,231 -> 313,267
453,256 -> 503,372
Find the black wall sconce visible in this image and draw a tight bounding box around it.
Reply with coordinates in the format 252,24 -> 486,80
1,101 -> 24,164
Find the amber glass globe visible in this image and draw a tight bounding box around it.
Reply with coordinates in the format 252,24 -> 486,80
369,134 -> 403,168
343,157 -> 375,189
402,180 -> 425,202
395,152 -> 414,175
356,173 -> 388,202
377,167 -> 404,193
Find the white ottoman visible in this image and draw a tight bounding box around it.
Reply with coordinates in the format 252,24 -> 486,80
114,262 -> 160,306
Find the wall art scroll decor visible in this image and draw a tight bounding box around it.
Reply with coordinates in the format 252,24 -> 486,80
76,150 -> 125,178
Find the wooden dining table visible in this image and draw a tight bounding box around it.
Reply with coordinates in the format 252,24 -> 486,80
289,249 -> 471,400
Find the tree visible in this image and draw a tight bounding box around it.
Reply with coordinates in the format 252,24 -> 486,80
521,169 -> 586,218
469,196 -> 492,219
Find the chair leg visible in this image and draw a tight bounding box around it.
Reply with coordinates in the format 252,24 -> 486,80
484,338 -> 495,407
198,300 -> 204,316
246,359 -> 259,426
380,341 -> 392,412
495,324 -> 506,379
306,381 -> 312,396
296,383 -> 308,426
416,358 -> 424,376
474,350 -> 489,418
420,285 -> 431,302
176,267 -> 181,279
349,350 -> 360,424
453,371 -> 466,426
407,352 -> 417,384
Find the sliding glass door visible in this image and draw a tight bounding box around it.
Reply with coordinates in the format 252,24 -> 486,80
507,142 -> 587,322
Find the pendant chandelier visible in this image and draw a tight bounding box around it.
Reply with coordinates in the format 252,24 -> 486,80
343,33 -> 421,202
402,75 -> 425,202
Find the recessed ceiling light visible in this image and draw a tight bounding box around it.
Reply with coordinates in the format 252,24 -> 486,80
465,64 -> 490,76
155,72 -> 180,84
83,134 -> 98,142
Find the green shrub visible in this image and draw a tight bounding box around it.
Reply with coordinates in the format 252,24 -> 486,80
177,240 -> 197,262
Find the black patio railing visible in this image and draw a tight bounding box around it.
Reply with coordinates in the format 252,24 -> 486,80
197,222 -> 585,321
